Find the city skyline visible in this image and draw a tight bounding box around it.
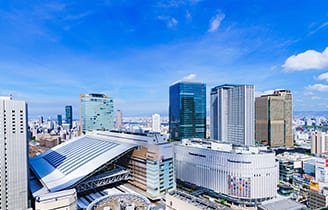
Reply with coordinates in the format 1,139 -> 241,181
1,1 -> 328,118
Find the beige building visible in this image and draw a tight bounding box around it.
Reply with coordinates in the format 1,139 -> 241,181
308,187 -> 328,209
255,90 -> 293,147
311,131 -> 328,155
38,134 -> 61,148
115,109 -> 123,128
35,189 -> 77,210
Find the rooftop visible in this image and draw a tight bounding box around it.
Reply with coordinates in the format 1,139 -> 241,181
258,197 -> 306,210
211,84 -> 253,92
177,138 -> 274,155
170,80 -> 204,86
30,134 -> 137,193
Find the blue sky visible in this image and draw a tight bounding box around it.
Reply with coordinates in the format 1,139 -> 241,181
1,0 -> 328,119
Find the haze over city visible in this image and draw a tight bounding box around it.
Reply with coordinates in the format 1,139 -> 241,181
1,0 -> 328,118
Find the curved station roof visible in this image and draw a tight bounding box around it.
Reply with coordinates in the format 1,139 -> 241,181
30,135 -> 137,192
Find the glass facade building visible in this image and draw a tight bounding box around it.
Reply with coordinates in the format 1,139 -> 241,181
169,81 -> 206,140
80,94 -> 114,132
65,106 -> 73,129
57,114 -> 62,126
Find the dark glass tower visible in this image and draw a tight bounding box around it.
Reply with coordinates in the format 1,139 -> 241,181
169,81 -> 206,140
65,105 -> 73,129
57,114 -> 62,126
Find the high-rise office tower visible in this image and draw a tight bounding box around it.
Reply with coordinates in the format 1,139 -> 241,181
169,81 -> 206,140
115,110 -> 123,128
80,93 -> 114,132
255,90 -> 293,147
152,113 -> 161,133
274,90 -> 293,147
57,114 -> 62,126
65,106 -> 73,129
210,84 -> 255,146
0,97 -> 29,210
39,116 -> 43,124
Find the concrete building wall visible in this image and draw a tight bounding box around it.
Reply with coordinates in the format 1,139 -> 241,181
166,193 -> 202,210
255,97 -> 269,143
0,98 -> 29,210
255,91 -> 292,147
35,189 -> 77,210
211,84 -> 255,146
175,143 -> 278,202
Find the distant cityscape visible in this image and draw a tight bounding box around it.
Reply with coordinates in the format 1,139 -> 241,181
3,77 -> 328,210
1,1 -> 328,210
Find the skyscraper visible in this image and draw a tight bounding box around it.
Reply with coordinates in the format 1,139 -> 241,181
39,115 -> 43,124
255,90 -> 293,147
65,105 -> 73,129
169,81 -> 206,140
115,110 -> 123,128
152,113 -> 161,133
57,114 -> 62,126
210,84 -> 255,146
80,93 -> 114,132
0,97 -> 29,210
274,90 -> 293,147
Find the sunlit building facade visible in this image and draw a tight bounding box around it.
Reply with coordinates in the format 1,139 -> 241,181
169,81 -> 206,140
0,97 -> 29,210
80,94 -> 114,132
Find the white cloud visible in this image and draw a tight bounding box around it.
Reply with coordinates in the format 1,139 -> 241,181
309,22 -> 328,35
186,10 -> 191,20
168,17 -> 178,27
183,73 -> 196,80
282,47 -> 328,71
255,90 -> 274,97
307,84 -> 328,92
208,12 -> 225,32
311,96 -> 328,100
304,91 -> 314,96
317,72 -> 328,81
157,16 -> 178,27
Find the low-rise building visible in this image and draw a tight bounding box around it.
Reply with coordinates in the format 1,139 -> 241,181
35,189 -> 77,210
257,197 -> 307,210
276,152 -> 313,184
175,139 -> 279,205
308,186 -> 328,209
38,133 -> 61,148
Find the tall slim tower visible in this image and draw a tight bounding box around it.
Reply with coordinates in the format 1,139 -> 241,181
57,114 -> 62,126
115,110 -> 123,128
210,84 -> 255,146
152,113 -> 161,133
39,116 -> 43,124
65,105 -> 73,129
169,81 -> 206,140
0,97 -> 29,210
80,93 -> 114,132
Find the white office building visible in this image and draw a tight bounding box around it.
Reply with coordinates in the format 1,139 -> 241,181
210,84 -> 255,146
0,97 -> 29,210
175,139 -> 278,204
152,113 -> 161,133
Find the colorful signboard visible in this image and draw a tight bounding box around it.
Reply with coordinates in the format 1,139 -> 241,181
228,176 -> 250,198
310,181 -> 319,192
